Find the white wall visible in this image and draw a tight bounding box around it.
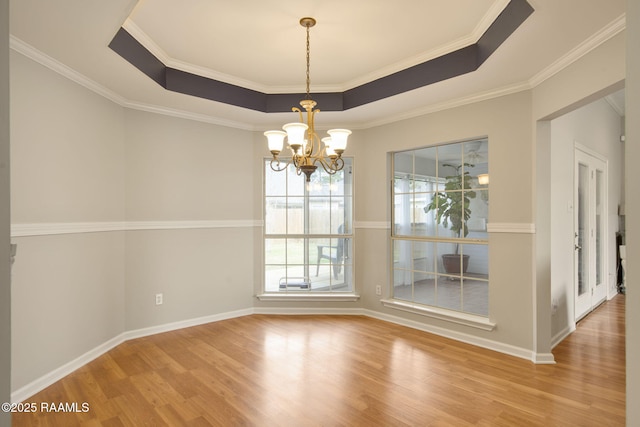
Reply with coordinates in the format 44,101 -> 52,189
549,97 -> 623,342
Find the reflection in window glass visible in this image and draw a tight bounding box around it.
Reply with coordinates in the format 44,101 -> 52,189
392,138 -> 489,316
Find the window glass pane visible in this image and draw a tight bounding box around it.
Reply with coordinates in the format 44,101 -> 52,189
413,273 -> 436,306
286,238 -> 305,264
393,239 -> 412,284
287,163 -> 305,196
414,147 -> 438,177
460,243 -> 489,280
265,161 -> 287,196
265,265 -> 284,292
394,151 -> 414,176
331,197 -> 351,234
462,277 -> 489,316
393,272 -> 413,302
435,276 -> 462,312
468,189 -> 489,239
265,238 -> 286,264
309,196 -> 331,234
413,241 -> 435,273
287,197 -> 304,234
437,145 -> 461,177
394,193 -> 411,236
265,197 -> 287,234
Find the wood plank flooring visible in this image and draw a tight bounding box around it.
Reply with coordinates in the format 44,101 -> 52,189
12,296 -> 625,426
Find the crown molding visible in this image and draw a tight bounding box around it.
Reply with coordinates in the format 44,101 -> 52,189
10,35 -> 256,131
364,81 -> 532,128
10,35 -> 127,106
528,13 -> 625,88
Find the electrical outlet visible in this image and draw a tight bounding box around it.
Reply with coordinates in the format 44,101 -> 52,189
375,285 -> 382,296
155,293 -> 163,305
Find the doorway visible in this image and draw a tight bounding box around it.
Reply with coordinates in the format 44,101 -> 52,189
574,146 -> 608,321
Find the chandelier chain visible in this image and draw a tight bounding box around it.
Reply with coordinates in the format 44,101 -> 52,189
305,22 -> 311,99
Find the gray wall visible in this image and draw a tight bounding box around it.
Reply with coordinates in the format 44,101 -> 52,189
10,53 -> 258,392
1,0 -> 11,424
532,31 -> 625,360
123,109 -> 255,331
626,0 -> 639,424
10,51 -> 127,391
549,97 -> 623,341
355,91 -> 537,350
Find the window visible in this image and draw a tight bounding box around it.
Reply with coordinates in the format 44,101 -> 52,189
391,139 -> 489,316
263,159 -> 353,294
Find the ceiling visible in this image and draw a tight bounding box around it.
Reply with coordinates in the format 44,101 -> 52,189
9,0 -> 626,131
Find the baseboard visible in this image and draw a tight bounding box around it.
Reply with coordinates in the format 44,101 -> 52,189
551,324 -> 576,349
253,307 -> 364,315
532,352 -> 557,364
123,308 -> 254,341
11,333 -> 126,404
362,309 -> 546,363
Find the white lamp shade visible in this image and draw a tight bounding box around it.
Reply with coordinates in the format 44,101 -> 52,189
327,129 -> 351,151
264,130 -> 286,153
322,137 -> 336,156
282,122 -> 308,147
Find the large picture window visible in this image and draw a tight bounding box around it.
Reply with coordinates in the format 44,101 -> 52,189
264,159 -> 353,293
391,139 -> 489,316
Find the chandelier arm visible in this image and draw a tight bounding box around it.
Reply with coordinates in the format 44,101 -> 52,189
270,157 -> 290,172
333,157 -> 345,171
292,107 -> 304,123
308,127 -> 321,157
316,156 -> 345,175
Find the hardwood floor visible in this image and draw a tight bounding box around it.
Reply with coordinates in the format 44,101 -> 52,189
13,296 -> 625,426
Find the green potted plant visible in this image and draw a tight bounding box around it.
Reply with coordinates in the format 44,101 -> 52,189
424,163 -> 476,275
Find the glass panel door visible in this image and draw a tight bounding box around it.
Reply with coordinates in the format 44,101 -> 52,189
574,148 -> 608,321
575,161 -> 590,320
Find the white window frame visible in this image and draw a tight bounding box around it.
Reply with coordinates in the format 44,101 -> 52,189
257,158 -> 358,302
385,139 -> 494,330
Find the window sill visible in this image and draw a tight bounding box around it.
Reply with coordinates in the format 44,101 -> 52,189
256,293 -> 360,302
381,299 -> 496,331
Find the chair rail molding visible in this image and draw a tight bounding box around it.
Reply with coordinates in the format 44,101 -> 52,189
11,220 -> 261,237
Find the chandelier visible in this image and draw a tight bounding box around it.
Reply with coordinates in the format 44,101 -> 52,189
264,17 -> 351,182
